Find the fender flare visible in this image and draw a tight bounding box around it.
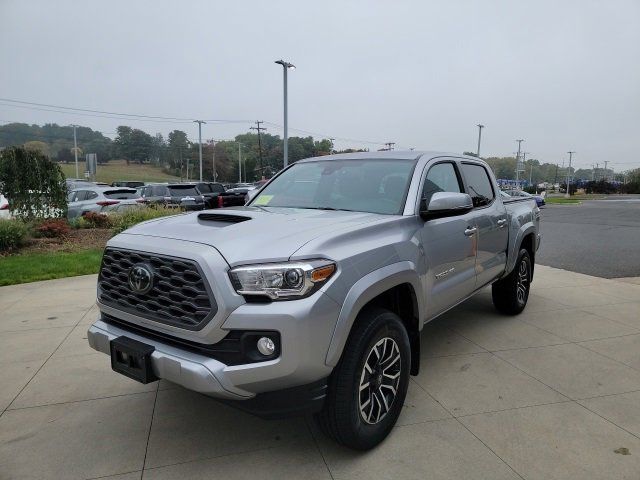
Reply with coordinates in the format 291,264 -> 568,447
505,223 -> 537,275
324,261 -> 423,367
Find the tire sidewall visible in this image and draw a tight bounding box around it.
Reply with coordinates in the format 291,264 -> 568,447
347,311 -> 411,448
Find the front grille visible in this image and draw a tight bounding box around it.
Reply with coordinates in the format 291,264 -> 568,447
98,248 -> 217,330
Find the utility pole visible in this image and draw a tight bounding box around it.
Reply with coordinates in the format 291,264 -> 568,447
565,151 -> 575,198
591,164 -> 595,181
604,160 -> 609,182
250,121 -> 266,179
554,163 -> 559,190
515,139 -> 524,189
384,142 -> 395,151
476,124 -> 484,157
71,124 -> 79,178
179,148 -> 184,182
193,120 -> 206,181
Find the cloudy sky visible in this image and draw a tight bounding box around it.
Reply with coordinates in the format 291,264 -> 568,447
1,0 -> 639,171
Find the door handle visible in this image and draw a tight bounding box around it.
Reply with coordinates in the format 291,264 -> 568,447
464,226 -> 478,236
497,218 -> 507,228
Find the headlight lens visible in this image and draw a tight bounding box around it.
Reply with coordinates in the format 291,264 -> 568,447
229,260 -> 336,300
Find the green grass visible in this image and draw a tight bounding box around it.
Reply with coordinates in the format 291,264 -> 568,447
0,249 -> 103,286
60,159 -> 179,184
545,197 -> 582,204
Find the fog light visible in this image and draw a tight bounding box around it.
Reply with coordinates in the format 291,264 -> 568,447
257,337 -> 275,356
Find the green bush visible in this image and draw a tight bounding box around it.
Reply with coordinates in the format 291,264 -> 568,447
111,207 -> 180,236
0,219 -> 29,251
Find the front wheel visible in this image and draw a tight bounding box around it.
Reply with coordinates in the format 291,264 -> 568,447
315,308 -> 410,450
492,248 -> 532,315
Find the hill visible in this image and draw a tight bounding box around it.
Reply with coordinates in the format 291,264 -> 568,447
60,159 -> 180,184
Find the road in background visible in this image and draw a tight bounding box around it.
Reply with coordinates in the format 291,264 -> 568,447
537,199 -> 640,278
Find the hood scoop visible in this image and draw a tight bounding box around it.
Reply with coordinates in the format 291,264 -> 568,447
198,213 -> 251,224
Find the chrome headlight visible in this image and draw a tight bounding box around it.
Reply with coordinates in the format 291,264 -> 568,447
229,260 -> 336,300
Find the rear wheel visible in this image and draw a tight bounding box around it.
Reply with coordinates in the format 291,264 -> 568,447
315,308 -> 410,450
492,248 -> 532,315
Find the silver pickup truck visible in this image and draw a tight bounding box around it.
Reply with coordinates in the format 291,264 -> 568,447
88,151 -> 540,450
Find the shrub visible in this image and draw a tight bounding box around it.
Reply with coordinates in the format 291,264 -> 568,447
0,219 -> 28,252
111,207 -> 180,236
34,218 -> 71,238
81,212 -> 113,229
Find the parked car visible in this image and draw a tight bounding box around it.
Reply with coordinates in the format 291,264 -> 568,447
88,151 -> 540,450
67,186 -> 141,218
194,182 -> 247,209
502,189 -> 545,207
65,178 -> 94,192
0,193 -> 10,219
138,183 -> 205,210
100,201 -> 148,215
112,181 -> 145,188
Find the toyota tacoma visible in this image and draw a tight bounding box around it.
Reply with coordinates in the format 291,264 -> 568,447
88,151 -> 541,450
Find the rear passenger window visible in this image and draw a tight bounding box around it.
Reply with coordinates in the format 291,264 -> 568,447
422,162 -> 461,204
461,163 -> 495,207
86,191 -> 99,200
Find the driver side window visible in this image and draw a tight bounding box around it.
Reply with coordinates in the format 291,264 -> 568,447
422,162 -> 462,204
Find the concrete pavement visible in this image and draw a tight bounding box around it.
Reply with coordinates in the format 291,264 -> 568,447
1,267 -> 640,479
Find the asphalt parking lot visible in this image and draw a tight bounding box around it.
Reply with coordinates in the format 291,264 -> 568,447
537,199 -> 640,278
2,267 -> 640,479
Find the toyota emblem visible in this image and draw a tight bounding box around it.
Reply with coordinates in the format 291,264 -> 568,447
128,264 -> 154,294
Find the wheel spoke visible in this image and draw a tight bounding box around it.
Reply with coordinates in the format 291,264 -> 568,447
358,336 -> 402,425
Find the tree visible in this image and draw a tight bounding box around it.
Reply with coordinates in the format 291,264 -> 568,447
56,147 -> 74,164
0,146 -> 67,220
24,141 -> 50,156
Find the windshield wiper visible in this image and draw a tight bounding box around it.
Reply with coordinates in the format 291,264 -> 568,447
309,206 -> 356,212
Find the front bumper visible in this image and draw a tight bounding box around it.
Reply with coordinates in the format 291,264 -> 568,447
88,319 -> 251,399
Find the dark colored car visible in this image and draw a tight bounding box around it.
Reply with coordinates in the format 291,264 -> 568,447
194,182 -> 249,209
112,181 -> 145,188
138,183 -> 205,211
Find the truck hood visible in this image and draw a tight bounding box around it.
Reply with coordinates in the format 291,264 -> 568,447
117,206 -> 387,266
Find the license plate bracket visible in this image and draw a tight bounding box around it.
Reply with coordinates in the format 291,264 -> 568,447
110,336 -> 158,384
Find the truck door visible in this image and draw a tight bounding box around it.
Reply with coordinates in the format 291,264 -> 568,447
459,162 -> 509,287
419,161 -> 478,317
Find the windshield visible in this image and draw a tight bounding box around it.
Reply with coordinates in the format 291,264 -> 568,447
249,159 -> 416,214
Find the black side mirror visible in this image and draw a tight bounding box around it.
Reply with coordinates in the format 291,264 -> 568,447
420,192 -> 474,220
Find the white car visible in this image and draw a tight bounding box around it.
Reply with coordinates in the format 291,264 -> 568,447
0,194 -> 10,219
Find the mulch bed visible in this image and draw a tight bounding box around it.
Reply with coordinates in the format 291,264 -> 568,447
19,228 -> 113,254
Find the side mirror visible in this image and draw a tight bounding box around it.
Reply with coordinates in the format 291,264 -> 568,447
420,192 -> 473,220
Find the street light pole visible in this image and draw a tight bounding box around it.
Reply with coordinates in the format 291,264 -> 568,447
238,142 -> 242,183
72,124 -> 79,178
515,139 -> 524,189
476,124 -> 484,157
275,59 -> 295,168
194,120 -> 206,181
565,151 -> 575,198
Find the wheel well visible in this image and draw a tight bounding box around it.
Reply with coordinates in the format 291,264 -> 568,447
358,283 -> 421,376
521,233 -> 536,279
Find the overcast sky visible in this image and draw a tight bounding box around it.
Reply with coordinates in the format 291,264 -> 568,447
1,0 -> 639,170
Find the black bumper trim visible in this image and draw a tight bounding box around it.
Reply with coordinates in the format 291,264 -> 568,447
220,378 -> 328,419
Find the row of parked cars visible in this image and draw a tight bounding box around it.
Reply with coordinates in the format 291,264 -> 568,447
66,180 -> 260,219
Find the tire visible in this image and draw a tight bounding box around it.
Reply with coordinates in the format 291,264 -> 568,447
315,308 -> 411,450
492,248 -> 532,315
